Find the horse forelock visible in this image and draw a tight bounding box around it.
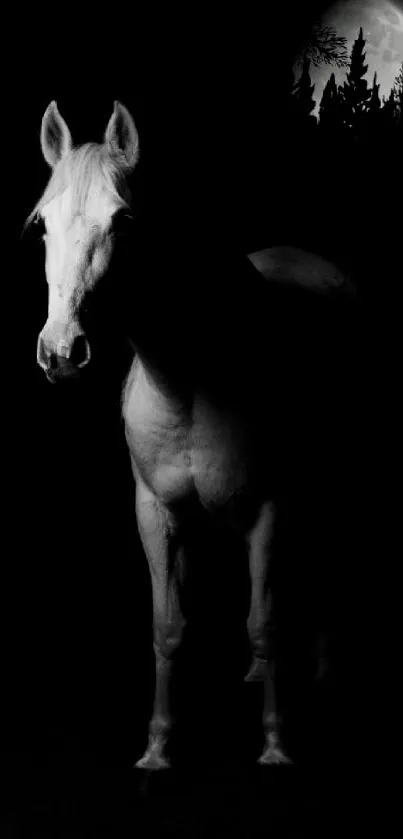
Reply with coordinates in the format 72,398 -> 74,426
25,143 -> 131,229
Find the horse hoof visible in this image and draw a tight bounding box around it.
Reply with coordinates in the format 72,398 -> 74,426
257,746 -> 292,766
134,750 -> 171,771
244,657 -> 267,682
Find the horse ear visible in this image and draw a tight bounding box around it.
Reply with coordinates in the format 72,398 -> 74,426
104,101 -> 139,171
40,101 -> 72,168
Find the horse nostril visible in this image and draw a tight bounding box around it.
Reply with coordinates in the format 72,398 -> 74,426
37,333 -> 91,375
49,353 -> 59,371
71,334 -> 91,368
37,335 -> 51,369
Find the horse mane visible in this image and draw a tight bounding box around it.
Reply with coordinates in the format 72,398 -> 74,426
24,143 -> 131,230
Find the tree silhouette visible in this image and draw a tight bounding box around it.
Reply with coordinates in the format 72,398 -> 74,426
391,61 -> 403,123
290,57 -> 317,123
295,24 -> 348,69
319,72 -> 344,132
365,71 -> 382,136
369,72 -> 381,113
380,61 -> 402,126
340,27 -> 371,137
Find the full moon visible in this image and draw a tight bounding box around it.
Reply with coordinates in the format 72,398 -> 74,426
296,0 -> 403,113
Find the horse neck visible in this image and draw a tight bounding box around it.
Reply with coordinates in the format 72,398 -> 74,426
134,354 -> 194,415
122,242 -> 263,406
125,290 -> 197,408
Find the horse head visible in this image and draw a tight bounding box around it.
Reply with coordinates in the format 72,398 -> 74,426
31,100 -> 139,382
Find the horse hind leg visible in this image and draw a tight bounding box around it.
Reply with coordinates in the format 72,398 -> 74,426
134,477 -> 187,771
244,500 -> 291,765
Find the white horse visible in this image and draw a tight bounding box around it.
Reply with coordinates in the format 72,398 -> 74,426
30,100 -> 354,770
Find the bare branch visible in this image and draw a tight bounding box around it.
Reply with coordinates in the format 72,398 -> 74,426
295,25 -> 349,70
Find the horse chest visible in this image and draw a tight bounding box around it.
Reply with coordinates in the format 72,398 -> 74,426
125,415 -> 194,503
123,377 -> 253,508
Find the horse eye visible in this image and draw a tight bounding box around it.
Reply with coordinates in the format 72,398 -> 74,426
23,214 -> 46,246
112,210 -> 133,236
33,215 -> 47,241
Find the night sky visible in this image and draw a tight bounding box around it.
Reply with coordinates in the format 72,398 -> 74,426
300,0 -> 403,113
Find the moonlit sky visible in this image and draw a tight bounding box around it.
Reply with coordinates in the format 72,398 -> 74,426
296,0 -> 403,114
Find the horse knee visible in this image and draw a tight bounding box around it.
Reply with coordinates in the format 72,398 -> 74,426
247,612 -> 268,641
154,619 -> 186,660
246,613 -> 272,659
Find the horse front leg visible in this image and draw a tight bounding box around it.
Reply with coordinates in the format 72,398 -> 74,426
133,476 -> 186,771
244,500 -> 291,765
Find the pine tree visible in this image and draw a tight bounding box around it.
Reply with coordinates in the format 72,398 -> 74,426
290,57 -> 317,124
369,72 -> 381,114
340,27 -> 371,137
366,71 -> 381,137
392,61 -> 403,123
319,72 -> 344,131
381,88 -> 399,124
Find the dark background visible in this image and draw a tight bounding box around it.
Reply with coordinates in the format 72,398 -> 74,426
1,1 -> 383,835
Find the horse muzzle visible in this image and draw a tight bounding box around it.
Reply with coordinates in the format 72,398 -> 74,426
37,333 -> 91,382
